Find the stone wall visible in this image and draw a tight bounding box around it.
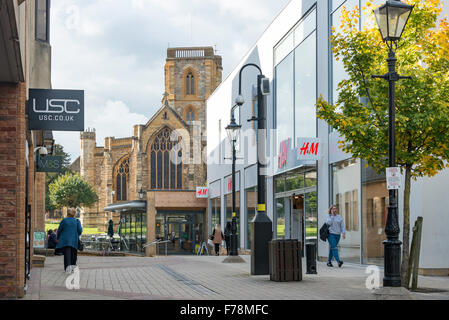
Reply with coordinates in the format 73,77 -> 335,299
79,47 -> 222,233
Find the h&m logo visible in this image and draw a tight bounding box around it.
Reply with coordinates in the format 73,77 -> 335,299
299,142 -> 319,156
278,139 -> 289,169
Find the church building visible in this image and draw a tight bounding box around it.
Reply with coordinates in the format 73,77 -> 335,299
78,47 -> 222,256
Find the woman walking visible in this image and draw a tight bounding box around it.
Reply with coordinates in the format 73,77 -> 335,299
56,208 -> 83,272
211,224 -> 224,256
326,205 -> 345,268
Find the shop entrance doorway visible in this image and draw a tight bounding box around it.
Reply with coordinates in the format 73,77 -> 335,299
275,191 -> 318,256
156,211 -> 204,255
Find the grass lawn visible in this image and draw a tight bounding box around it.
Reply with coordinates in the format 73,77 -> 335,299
45,222 -> 103,235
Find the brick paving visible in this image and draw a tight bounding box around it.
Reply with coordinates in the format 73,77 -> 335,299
23,254 -> 449,300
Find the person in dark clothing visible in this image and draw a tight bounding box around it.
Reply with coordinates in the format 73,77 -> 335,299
56,209 -> 83,273
224,222 -> 231,255
47,229 -> 57,249
53,229 -> 63,256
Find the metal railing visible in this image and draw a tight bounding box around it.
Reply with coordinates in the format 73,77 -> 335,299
80,235 -> 127,253
143,239 -> 171,256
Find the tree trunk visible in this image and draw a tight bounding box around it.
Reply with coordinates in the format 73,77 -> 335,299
400,165 -> 412,287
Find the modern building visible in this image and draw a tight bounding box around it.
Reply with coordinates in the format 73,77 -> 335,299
78,47 -> 222,256
206,0 -> 449,275
0,0 -> 54,298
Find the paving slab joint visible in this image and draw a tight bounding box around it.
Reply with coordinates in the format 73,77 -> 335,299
222,256 -> 246,263
372,287 -> 416,300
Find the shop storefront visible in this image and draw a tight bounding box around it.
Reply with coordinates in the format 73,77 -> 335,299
273,167 -> 318,252
104,201 -> 147,255
155,210 -> 205,255
206,0 -> 449,274
118,211 -> 147,254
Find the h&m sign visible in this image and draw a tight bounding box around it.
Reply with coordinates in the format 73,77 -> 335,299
196,187 -> 209,198
26,89 -> 84,131
297,138 -> 321,161
277,137 -> 322,171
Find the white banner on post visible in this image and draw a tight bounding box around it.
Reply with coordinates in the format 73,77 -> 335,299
386,167 -> 401,190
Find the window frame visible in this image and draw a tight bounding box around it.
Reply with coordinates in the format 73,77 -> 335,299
35,0 -> 50,43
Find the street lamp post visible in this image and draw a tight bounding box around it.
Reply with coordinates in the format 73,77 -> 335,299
225,112 -> 241,257
373,0 -> 414,287
235,63 -> 272,275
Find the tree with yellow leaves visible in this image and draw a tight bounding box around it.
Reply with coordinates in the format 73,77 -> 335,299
317,0 -> 449,287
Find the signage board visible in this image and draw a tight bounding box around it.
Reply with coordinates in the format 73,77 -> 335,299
297,138 -> 321,161
37,155 -> 62,172
33,231 -> 45,249
386,167 -> 401,190
225,172 -> 240,194
26,89 -> 84,131
196,187 -> 209,198
278,139 -> 291,169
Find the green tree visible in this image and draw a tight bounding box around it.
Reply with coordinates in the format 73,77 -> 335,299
316,0 -> 449,286
49,172 -> 98,210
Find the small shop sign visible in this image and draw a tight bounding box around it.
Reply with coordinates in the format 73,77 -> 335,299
297,138 -> 321,161
27,89 -> 84,131
33,231 -> 45,249
196,187 -> 209,198
37,155 -> 62,173
278,139 -> 290,169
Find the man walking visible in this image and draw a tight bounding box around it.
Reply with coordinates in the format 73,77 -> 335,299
326,205 -> 345,267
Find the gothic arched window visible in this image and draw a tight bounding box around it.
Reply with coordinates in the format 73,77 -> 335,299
114,156 -> 129,201
186,107 -> 195,125
186,72 -> 195,95
150,127 -> 182,190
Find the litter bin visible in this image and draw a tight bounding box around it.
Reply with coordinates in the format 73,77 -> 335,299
306,242 -> 317,274
269,239 -> 302,282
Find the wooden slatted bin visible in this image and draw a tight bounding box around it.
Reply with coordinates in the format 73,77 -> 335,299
269,239 -> 302,282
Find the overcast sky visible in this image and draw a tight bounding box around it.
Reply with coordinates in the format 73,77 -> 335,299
50,0 -> 290,162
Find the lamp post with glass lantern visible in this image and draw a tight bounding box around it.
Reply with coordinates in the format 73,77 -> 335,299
234,63 -> 272,274
224,108 -> 241,258
372,0 -> 414,287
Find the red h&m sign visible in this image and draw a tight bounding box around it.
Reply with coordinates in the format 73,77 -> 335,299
196,187 -> 209,198
278,139 -> 290,169
297,138 -> 321,160
227,178 -> 232,192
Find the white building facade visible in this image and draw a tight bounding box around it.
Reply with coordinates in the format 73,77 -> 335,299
206,0 -> 449,275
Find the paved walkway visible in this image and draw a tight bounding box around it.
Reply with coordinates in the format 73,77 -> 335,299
23,254 -> 449,300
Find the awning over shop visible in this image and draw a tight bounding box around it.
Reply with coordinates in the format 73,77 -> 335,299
104,200 -> 146,212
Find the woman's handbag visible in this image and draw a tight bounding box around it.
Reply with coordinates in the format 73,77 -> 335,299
319,223 -> 330,242
209,234 -> 214,241
78,238 -> 84,251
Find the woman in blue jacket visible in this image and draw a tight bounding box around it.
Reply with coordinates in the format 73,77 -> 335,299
56,209 -> 83,272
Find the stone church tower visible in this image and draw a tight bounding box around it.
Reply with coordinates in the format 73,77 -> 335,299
79,47 -> 222,238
